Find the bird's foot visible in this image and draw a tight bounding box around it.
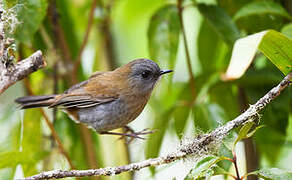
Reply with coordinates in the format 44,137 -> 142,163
122,126 -> 157,143
99,126 -> 156,143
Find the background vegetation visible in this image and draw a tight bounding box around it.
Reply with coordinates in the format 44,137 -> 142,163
0,0 -> 291,179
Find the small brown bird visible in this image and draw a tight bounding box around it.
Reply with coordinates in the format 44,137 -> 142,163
15,59 -> 172,139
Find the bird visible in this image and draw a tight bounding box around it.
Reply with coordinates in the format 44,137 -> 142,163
15,59 -> 172,139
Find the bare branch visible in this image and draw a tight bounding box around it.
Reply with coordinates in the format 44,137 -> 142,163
0,50 -> 46,94
20,72 -> 292,180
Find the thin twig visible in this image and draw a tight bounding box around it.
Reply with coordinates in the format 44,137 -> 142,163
232,151 -> 241,180
177,0 -> 196,100
73,0 -> 97,73
21,72 -> 292,180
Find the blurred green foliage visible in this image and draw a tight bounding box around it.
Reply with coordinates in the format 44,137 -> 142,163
0,0 -> 291,179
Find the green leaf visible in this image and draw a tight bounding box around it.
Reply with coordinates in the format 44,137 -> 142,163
20,109 -> 46,176
173,85 -> 192,137
234,1 -> 291,21
55,0 -> 79,59
209,81 -> 238,120
224,30 -> 292,80
281,23 -> 292,39
233,122 -> 263,149
233,1 -> 290,33
249,168 -> 292,180
184,156 -> 227,180
193,102 -> 227,133
148,5 -> 180,68
197,20 -> 219,72
197,4 -> 240,45
145,109 -> 172,174
217,0 -> 252,16
0,151 -> 47,169
13,0 -> 48,43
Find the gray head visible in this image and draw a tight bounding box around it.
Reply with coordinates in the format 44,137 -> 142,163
127,58 -> 172,94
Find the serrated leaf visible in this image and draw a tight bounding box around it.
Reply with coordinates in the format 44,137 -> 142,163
13,0 -> 48,43
197,4 -> 240,45
224,30 -> 292,80
184,156 -> 227,180
249,168 -> 292,180
148,5 -> 180,68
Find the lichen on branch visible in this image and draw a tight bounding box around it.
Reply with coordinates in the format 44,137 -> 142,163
0,3 -> 45,94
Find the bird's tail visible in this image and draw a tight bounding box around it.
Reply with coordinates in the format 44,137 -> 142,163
15,95 -> 57,109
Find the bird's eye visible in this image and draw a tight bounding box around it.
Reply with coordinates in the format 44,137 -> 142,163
141,70 -> 151,79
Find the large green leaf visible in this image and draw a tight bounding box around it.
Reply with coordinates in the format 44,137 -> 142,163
281,23 -> 292,39
148,5 -> 180,68
217,0 -> 252,16
234,1 -> 291,21
197,20 -> 219,72
233,1 -> 291,33
13,0 -> 48,43
197,4 -> 240,45
0,151 -> 46,169
56,0 -> 80,59
193,103 -> 227,133
224,30 -> 292,80
145,109 -> 172,174
173,85 -> 192,137
21,109 -> 46,176
209,82 -> 238,120
249,168 -> 292,180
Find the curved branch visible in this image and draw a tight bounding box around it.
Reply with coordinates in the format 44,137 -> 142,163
21,72 -> 292,180
0,50 -> 46,94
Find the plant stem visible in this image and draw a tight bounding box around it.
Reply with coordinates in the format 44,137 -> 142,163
177,0 -> 196,100
232,151 -> 241,180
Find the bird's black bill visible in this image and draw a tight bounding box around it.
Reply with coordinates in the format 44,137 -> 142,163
160,70 -> 173,75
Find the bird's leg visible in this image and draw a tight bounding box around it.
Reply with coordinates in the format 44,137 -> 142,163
123,126 -> 156,137
99,126 -> 156,142
122,126 -> 157,143
99,130 -> 145,139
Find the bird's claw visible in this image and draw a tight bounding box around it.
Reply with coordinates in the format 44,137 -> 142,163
120,127 -> 157,143
99,127 -> 157,144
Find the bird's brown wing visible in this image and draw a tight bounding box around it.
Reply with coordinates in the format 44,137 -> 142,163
50,71 -> 119,109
